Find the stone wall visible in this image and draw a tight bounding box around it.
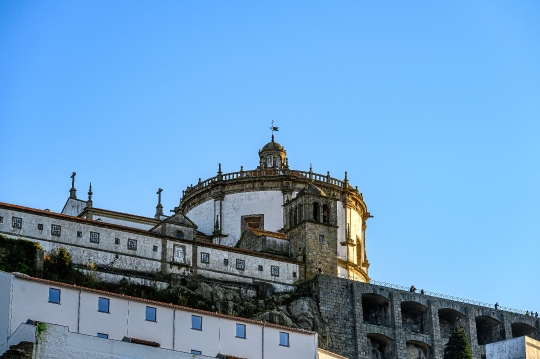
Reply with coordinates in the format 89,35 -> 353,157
307,276 -> 540,359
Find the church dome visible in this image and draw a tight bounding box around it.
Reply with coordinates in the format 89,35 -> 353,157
261,140 -> 284,151
297,183 -> 326,197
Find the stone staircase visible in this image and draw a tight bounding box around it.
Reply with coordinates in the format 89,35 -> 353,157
0,342 -> 33,359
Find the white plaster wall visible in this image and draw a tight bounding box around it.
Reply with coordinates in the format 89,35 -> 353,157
186,200 -> 214,236
487,336 -> 527,359
221,191 -> 284,246
218,319 -> 263,359
93,215 -> 154,231
1,321 -> 35,356
61,198 -> 87,216
336,203 -> 347,260
127,301 -> 175,349
0,272 -> 12,353
78,292 -> 129,341
10,279 -> 79,336
197,245 -> 299,285
174,310 -> 220,356
263,326 -> 318,359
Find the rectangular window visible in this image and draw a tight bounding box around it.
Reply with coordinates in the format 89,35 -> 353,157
293,271 -> 297,278
279,332 -> 289,347
153,245 -> 158,252
0,216 -> 3,224
12,217 -> 22,229
191,315 -> 202,330
114,238 -> 120,244
200,252 -> 209,263
258,265 -> 263,271
38,224 -> 43,230
98,297 -> 110,313
77,231 -> 82,238
128,239 -> 137,250
51,224 -> 61,236
146,306 -> 156,322
223,258 -> 228,265
236,323 -> 246,339
97,333 -> 108,339
90,232 -> 100,243
48,288 -> 61,304
191,350 -> 201,355
236,259 -> 245,270
319,235 -> 324,243
271,266 -> 279,277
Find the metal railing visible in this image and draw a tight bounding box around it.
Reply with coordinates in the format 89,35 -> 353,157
183,168 -> 348,197
370,280 -> 528,315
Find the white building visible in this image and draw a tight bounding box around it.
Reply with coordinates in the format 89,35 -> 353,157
0,270 -> 319,359
486,336 -> 540,359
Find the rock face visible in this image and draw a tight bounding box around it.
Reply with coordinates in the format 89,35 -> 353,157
0,342 -> 33,359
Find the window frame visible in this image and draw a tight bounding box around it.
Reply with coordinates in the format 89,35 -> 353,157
191,315 -> 202,331
90,231 -> 100,244
114,238 -> 120,245
77,231 -> 82,238
127,239 -> 137,251
145,306 -> 157,322
235,323 -> 246,339
51,224 -> 61,236
236,259 -> 245,270
48,288 -> 61,304
191,350 -> 202,355
12,217 -> 22,229
152,245 -> 158,252
319,235 -> 324,243
271,266 -> 279,277
0,216 -> 3,224
37,223 -> 43,230
97,333 -> 109,339
279,331 -> 290,347
200,252 -> 210,264
98,297 -> 110,313
223,258 -> 229,266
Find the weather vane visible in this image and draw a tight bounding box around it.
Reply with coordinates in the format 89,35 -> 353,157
269,120 -> 279,141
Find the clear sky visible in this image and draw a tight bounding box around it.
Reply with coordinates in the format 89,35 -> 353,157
1,1 -> 539,312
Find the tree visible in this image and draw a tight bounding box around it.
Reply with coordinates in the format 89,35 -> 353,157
444,326 -> 473,359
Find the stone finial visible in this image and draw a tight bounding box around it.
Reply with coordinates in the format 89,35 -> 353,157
69,172 -> 77,199
86,183 -> 93,219
218,163 -> 222,175
155,188 -> 163,219
309,164 -> 313,183
87,182 -> 93,202
344,171 -> 349,187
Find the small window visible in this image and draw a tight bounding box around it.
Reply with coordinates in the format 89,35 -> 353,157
191,350 -> 202,355
128,239 -> 137,250
200,252 -> 210,264
175,230 -> 184,239
258,265 -> 263,271
319,235 -> 324,243
77,231 -> 82,238
146,306 -> 156,322
12,217 -> 22,229
97,333 -> 108,339
51,224 -> 61,236
114,238 -> 120,244
191,315 -> 202,330
293,271 -> 297,278
223,258 -> 229,266
236,259 -> 245,270
271,266 -> 279,277
0,216 -> 3,224
98,297 -> 110,313
90,232 -> 100,243
48,288 -> 61,304
279,331 -> 289,347
37,223 -> 43,230
153,245 -> 158,252
236,323 -> 246,339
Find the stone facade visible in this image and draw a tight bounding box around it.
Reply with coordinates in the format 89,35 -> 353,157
306,275 -> 539,359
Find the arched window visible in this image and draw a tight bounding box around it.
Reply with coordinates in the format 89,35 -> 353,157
267,155 -> 273,168
293,207 -> 298,226
322,204 -> 329,224
313,202 -> 320,222
175,230 -> 184,239
289,209 -> 294,229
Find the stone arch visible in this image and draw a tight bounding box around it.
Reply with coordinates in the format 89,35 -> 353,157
511,322 -> 537,338
322,204 -> 329,224
406,340 -> 430,359
438,308 -> 467,339
475,315 -> 503,345
313,202 -> 320,222
367,333 -> 394,359
363,293 -> 391,327
267,155 -> 273,168
401,301 -> 428,334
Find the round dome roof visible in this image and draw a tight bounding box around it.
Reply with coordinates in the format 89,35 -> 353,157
261,140 -> 284,152
297,183 -> 326,197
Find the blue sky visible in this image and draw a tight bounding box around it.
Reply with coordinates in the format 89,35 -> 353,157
1,1 -> 539,312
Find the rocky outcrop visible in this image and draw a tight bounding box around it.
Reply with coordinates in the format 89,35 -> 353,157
0,342 -> 33,359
